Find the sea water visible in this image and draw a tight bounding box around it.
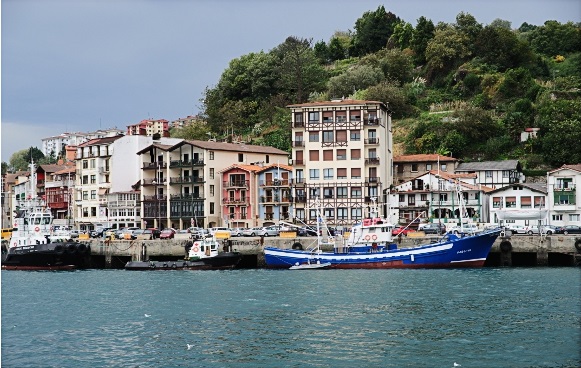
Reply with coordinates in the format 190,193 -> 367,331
1,268 -> 580,368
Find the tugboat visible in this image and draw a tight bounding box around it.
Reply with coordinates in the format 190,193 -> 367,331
124,235 -> 242,270
2,163 -> 91,270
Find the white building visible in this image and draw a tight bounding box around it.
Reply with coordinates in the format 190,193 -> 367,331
41,128 -> 124,157
455,160 -> 524,189
289,99 -> 393,229
547,164 -> 581,226
488,182 -> 548,227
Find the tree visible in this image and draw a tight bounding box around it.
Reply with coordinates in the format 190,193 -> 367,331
349,6 -> 400,56
271,36 -> 328,103
363,80 -> 417,119
1,162 -> 8,175
474,25 -> 535,71
9,147 -> 45,171
327,65 -> 383,98
425,25 -> 471,79
528,21 -> 581,57
313,40 -> 329,64
360,48 -> 414,85
454,12 -> 482,53
170,120 -> 211,140
391,21 -> 414,49
410,16 -> 435,65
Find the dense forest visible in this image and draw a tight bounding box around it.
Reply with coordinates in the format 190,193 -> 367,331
4,7 -> 579,176
174,6 -> 581,172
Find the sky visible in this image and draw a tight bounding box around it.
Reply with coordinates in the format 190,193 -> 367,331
2,0 -> 580,162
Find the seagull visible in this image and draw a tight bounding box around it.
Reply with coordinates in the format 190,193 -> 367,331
144,314 -> 151,318
187,344 -> 193,350
453,363 -> 461,367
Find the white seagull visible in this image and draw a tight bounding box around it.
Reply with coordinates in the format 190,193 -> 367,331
187,344 -> 193,350
144,314 -> 151,318
453,363 -> 461,367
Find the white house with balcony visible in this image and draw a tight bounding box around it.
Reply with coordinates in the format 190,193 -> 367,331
489,183 -> 548,227
455,160 -> 524,189
547,164 -> 581,226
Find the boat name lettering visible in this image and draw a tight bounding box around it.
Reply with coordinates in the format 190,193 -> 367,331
457,249 -> 471,254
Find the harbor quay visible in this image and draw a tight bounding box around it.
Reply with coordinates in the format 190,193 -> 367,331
79,234 -> 581,268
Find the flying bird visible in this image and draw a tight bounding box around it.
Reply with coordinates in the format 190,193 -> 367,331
187,344 -> 193,350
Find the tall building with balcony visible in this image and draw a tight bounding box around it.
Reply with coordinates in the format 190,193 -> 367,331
138,140 -> 288,230
289,99 -> 392,229
256,164 -> 293,225
547,164 -> 580,226
44,166 -> 76,227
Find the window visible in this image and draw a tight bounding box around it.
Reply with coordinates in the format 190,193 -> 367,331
82,160 -> 88,169
82,208 -> 88,217
439,193 -> 448,202
570,214 -> 580,221
351,149 -> 361,160
209,168 -> 214,179
555,193 -> 574,205
308,112 -> 319,123
426,164 -> 432,171
323,168 -> 334,180
502,170 -> 510,178
337,168 -> 347,179
441,164 -> 447,172
368,148 -> 377,158
324,208 -> 334,219
209,151 -> 214,160
266,155 -> 269,163
323,187 -> 334,199
295,208 -> 305,221
210,185 -> 215,196
505,196 -> 517,208
323,150 -> 333,161
336,130 -> 347,142
351,168 -> 361,179
534,196 -> 545,208
91,190 -> 96,199
552,214 -> 563,221
309,169 -> 319,180
520,196 -> 532,208
399,194 -> 405,203
485,170 -> 493,178
238,153 -> 243,162
90,159 -> 96,169
337,149 -> 347,160
82,175 -> 88,185
337,208 -> 348,219
294,113 -> 304,123
83,191 -> 88,200
309,131 -> 319,142
411,164 -> 418,172
90,175 -> 96,184
407,195 -> 416,205
556,178 -> 573,189
337,187 -> 348,198
309,150 -> 319,161
350,130 -> 361,141
91,207 -> 97,216
493,197 -> 501,208
420,194 -> 427,201
322,131 -> 334,143
351,187 -> 362,198
309,188 -> 320,198
351,208 -> 362,220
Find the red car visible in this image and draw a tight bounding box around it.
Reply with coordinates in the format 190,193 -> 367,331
392,226 -> 416,236
159,229 -> 175,239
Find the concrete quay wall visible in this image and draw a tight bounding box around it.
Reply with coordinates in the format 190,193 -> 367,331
82,234 -> 581,267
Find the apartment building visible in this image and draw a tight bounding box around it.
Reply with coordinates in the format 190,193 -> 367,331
41,128 -> 124,157
489,183 -> 548,226
289,99 -> 393,229
393,154 -> 459,185
44,166 -> 76,226
138,140 -> 289,230
256,164 -> 293,225
547,164 -> 581,226
126,119 -> 170,137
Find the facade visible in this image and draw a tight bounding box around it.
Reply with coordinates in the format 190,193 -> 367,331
455,160 -> 524,189
488,183 -> 548,226
547,164 -> 581,226
138,140 -> 289,230
105,191 -> 141,229
389,171 -> 492,227
393,154 -> 459,185
257,164 -> 293,226
170,115 -> 203,129
289,99 -> 393,229
41,128 -> 124,157
127,119 -> 170,137
44,166 -> 76,227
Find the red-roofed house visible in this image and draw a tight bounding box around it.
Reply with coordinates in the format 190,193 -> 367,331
547,164 -> 581,227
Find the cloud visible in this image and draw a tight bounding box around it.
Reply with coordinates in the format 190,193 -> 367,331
1,121 -> 70,162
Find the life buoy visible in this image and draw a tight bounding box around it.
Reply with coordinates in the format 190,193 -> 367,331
574,239 -> 581,253
292,242 -> 303,250
193,246 -> 199,252
371,234 -> 378,240
500,240 -> 512,252
34,227 -> 40,232
13,242 -> 17,247
364,235 -> 371,241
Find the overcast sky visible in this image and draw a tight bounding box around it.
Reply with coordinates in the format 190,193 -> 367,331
2,0 -> 580,161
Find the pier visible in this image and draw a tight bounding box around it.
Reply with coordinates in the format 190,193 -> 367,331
78,234 -> 581,268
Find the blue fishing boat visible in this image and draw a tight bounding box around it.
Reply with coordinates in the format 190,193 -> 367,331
264,196 -> 501,269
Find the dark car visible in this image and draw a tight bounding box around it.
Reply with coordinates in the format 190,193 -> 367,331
91,227 -> 113,238
554,225 -> 581,235
147,228 -> 162,239
421,223 -> 447,235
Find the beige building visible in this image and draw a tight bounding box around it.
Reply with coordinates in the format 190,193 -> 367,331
289,99 -> 393,229
393,154 -> 459,185
137,140 -> 289,230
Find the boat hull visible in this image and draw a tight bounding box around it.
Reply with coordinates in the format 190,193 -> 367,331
125,252 -> 242,270
1,242 -> 91,270
264,230 -> 500,269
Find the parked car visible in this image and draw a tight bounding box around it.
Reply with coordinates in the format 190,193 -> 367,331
160,229 -> 176,239
242,227 -> 264,237
524,225 -> 556,235
229,228 -> 246,237
541,225 -> 558,235
262,226 -> 280,237
448,223 -> 479,234
554,225 -> 581,235
209,227 -> 229,236
419,223 -> 447,235
392,226 -> 416,236
91,227 -> 113,238
69,230 -> 81,238
147,228 -> 161,239
507,225 -> 528,234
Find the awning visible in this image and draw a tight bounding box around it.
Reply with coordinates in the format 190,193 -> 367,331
494,209 -> 548,220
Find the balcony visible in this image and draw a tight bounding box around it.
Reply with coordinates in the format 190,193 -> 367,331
142,161 -> 167,170
363,118 -> 381,126
293,121 -> 305,128
99,167 -> 110,174
142,178 -> 168,186
292,140 -> 305,147
260,196 -> 280,203
294,196 -> 307,203
222,198 -> 249,205
366,177 -> 380,184
170,194 -> 204,201
554,184 -> 576,191
223,180 -> 249,189
170,176 -> 205,185
365,157 -> 380,165
260,179 -> 289,187
290,159 -> 304,165
169,159 -> 204,168
142,195 -> 167,201
364,137 -> 379,145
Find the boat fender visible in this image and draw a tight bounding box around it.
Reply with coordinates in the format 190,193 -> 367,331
500,240 -> 512,252
54,244 -> 64,254
372,243 -> 378,249
184,241 -> 193,252
163,263 -> 168,268
77,243 -> 87,254
149,263 -> 156,269
67,243 -> 77,254
172,263 -> 177,269
86,245 -> 91,254
292,242 -> 303,250
574,239 -> 581,253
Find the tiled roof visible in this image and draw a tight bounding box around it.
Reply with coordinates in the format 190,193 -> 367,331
256,163 -> 293,173
548,164 -> 581,174
38,164 -> 71,173
287,99 -> 386,108
135,143 -> 175,155
77,135 -> 124,147
456,160 -> 521,171
172,140 -> 288,155
393,154 -> 458,163
489,182 -> 547,194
